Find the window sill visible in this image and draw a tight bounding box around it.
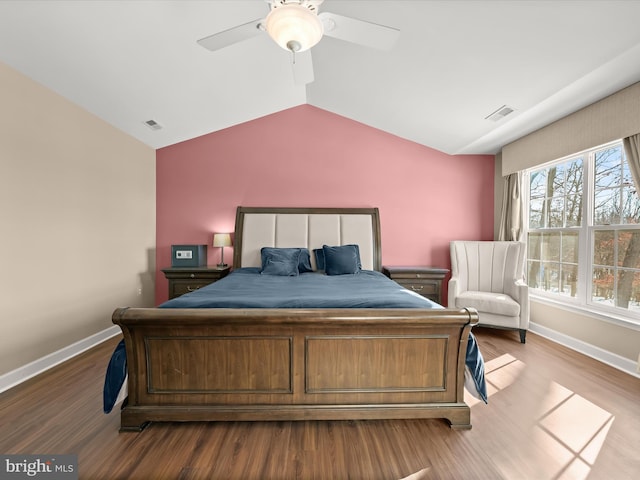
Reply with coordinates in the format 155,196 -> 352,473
531,294 -> 640,332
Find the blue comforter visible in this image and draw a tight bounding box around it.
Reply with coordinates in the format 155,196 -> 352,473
103,269 -> 487,412
160,268 -> 441,309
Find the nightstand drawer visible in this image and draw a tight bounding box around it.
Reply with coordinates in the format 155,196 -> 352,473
395,280 -> 438,295
162,270 -> 226,281
162,266 -> 230,299
170,280 -> 211,298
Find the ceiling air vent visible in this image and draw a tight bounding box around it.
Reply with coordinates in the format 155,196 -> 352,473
485,105 -> 515,122
144,119 -> 162,131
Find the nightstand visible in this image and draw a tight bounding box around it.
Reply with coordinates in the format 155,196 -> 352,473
161,266 -> 230,299
382,266 -> 449,305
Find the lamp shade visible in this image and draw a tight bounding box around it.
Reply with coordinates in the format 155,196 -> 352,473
265,3 -> 323,53
213,233 -> 232,247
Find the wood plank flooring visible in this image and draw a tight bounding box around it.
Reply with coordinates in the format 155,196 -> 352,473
1,327 -> 638,479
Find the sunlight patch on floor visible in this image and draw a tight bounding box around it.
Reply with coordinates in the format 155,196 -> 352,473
537,383 -> 615,480
465,353 -> 525,406
466,353 -> 615,480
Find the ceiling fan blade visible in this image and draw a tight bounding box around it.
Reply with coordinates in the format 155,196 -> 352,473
318,12 -> 399,51
197,19 -> 264,52
292,50 -> 314,85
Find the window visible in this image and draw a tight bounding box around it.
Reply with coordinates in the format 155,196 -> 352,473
525,141 -> 640,320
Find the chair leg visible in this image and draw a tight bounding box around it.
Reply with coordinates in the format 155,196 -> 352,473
519,329 -> 527,344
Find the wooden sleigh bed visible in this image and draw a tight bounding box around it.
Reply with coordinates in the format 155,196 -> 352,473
112,207 -> 480,431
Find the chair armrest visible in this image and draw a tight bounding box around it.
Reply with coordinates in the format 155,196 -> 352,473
448,277 -> 460,308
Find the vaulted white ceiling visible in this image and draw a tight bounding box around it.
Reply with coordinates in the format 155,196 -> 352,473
1,0 -> 640,155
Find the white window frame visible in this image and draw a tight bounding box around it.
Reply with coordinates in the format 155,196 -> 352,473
523,140 -> 640,328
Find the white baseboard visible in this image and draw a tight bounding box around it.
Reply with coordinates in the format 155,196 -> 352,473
0,325 -> 121,394
529,322 -> 640,379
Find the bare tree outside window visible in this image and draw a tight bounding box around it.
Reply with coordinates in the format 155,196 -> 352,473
527,158 -> 583,297
526,141 -> 640,316
592,145 -> 640,309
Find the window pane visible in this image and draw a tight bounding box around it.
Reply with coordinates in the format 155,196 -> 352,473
562,232 -> 579,263
562,263 -> 578,297
565,194 -> 582,226
542,233 -> 560,262
548,197 -> 564,227
528,232 -> 541,255
550,165 -> 565,196
594,188 -> 620,225
565,159 -> 583,195
541,263 -> 560,293
529,198 -> 544,228
594,230 -> 614,267
617,230 -> 640,269
530,170 -> 547,198
527,260 -> 542,289
594,146 -> 624,227
592,267 -> 614,306
622,187 -> 640,224
594,147 -> 622,190
616,270 -> 640,311
527,233 -> 542,289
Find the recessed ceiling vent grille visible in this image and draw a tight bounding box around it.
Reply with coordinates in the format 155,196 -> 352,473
485,105 -> 515,122
144,119 -> 162,131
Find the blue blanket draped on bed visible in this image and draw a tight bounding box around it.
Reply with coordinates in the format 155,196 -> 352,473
103,268 -> 487,413
103,339 -> 127,413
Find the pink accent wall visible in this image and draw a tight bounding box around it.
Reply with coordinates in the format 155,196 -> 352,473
156,105 -> 494,305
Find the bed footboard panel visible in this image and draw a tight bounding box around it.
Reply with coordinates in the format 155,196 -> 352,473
113,308 -> 478,431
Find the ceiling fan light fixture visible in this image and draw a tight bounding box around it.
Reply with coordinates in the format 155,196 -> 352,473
265,3 -> 323,53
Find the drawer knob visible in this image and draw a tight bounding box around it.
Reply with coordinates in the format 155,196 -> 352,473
187,285 -> 200,292
190,273 -> 195,278
410,285 -> 424,291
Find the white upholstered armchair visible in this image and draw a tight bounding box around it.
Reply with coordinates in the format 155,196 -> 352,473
449,241 -> 529,343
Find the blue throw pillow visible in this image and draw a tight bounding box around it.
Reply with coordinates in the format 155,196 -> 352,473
322,244 -> 362,275
298,248 -> 313,273
260,247 -> 300,276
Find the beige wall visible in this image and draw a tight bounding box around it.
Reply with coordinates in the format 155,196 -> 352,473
0,61 -> 156,375
531,302 -> 640,361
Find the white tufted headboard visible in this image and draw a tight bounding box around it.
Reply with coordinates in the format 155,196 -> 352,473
232,207 -> 382,271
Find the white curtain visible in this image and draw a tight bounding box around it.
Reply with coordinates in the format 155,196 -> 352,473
623,134 -> 640,195
498,172 -> 523,241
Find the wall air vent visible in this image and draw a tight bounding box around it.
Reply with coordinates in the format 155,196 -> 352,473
485,105 -> 515,122
144,119 -> 162,131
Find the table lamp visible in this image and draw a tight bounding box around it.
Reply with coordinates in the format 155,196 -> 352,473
213,233 -> 232,268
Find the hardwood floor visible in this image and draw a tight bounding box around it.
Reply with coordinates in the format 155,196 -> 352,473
1,327 -> 638,479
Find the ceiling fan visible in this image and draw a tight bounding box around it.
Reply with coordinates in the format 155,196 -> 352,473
197,0 -> 400,85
